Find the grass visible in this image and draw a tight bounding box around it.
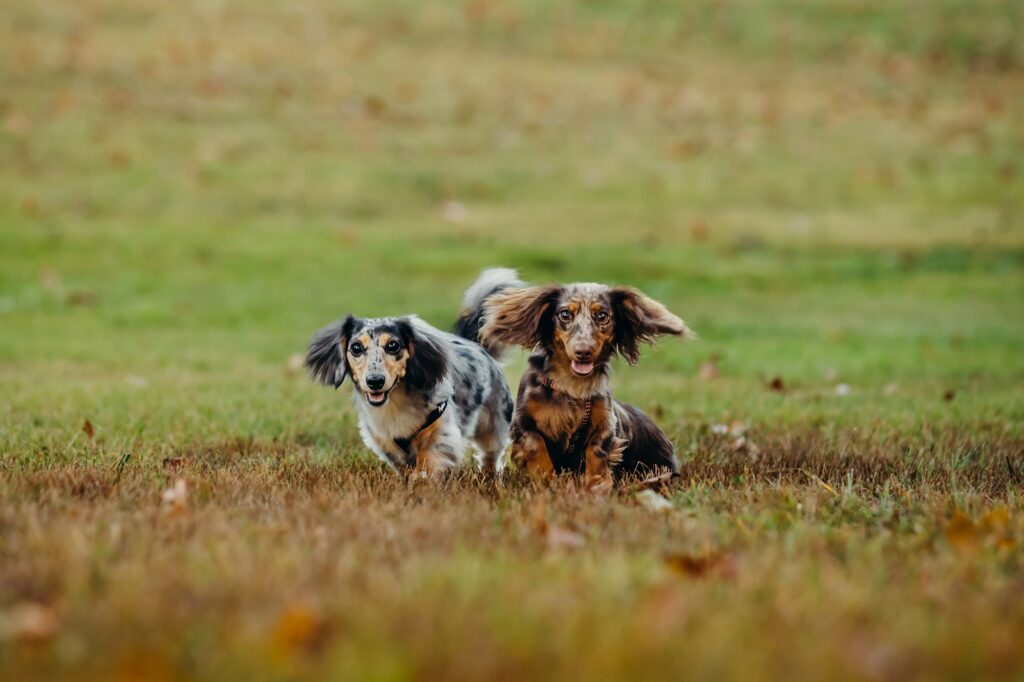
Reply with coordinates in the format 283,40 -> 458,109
1,0 -> 1023,679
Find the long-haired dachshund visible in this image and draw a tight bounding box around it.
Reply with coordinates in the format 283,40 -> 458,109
457,269 -> 693,489
305,271 -> 518,475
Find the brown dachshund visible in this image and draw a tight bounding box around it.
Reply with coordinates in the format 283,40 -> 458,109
456,269 -> 694,489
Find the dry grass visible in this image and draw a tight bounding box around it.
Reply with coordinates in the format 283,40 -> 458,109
3,428 -> 1023,680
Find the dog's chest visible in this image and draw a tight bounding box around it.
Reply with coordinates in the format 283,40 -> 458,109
532,395 -> 587,440
354,392 -> 425,442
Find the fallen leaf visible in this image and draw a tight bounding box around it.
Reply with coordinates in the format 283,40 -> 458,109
125,374 -> 148,388
82,419 -> 95,439
664,552 -> 736,580
65,290 -> 97,307
945,511 -> 978,551
995,537 -> 1016,552
0,602 -> 59,643
363,95 -> 387,118
636,489 -> 674,513
161,478 -> 188,515
546,523 -> 586,550
728,421 -> 748,437
286,353 -> 304,374
768,376 -> 785,392
441,200 -> 467,224
272,604 -> 330,657
980,506 -> 1010,534
689,220 -> 709,242
733,436 -> 761,458
697,360 -> 719,381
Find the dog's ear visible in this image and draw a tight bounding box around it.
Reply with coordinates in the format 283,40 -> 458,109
397,317 -> 448,394
610,288 -> 693,364
305,315 -> 357,388
480,285 -> 563,350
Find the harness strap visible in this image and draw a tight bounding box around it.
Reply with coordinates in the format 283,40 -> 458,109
537,374 -> 594,459
393,399 -> 448,455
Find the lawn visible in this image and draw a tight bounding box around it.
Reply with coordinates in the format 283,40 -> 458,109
1,1 -> 1023,680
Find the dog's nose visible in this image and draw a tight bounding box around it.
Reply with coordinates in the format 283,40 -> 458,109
573,346 -> 595,361
366,374 -> 386,391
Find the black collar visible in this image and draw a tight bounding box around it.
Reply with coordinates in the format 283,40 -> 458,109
393,399 -> 448,455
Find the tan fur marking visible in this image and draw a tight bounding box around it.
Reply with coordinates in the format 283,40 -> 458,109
510,430 -> 554,478
412,419 -> 456,475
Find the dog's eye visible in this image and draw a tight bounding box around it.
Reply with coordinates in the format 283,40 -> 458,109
384,339 -> 401,354
594,310 -> 609,324
557,309 -> 572,323
349,342 -> 364,357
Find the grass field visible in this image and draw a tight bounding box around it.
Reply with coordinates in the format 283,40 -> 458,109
2,0 -> 1023,679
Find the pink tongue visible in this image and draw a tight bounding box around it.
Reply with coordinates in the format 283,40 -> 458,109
571,361 -> 594,375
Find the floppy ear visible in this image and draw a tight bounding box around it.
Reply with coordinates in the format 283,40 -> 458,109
305,315 -> 357,388
479,285 -> 563,350
397,317 -> 448,394
610,288 -> 694,364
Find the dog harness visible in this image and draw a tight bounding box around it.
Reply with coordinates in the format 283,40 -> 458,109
537,375 -> 593,460
393,399 -> 449,457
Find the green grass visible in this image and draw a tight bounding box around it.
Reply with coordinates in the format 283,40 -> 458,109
1,1 -> 1023,680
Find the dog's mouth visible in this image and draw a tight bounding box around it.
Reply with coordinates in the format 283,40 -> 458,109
365,389 -> 391,406
570,360 -> 595,376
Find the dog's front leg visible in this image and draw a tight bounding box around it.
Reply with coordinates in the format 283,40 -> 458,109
412,421 -> 461,477
510,429 -> 554,479
583,432 -> 616,492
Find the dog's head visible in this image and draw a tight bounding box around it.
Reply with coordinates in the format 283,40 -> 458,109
481,283 -> 693,379
305,315 -> 447,407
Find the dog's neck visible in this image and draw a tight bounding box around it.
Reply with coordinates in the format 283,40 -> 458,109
531,351 -> 610,400
352,380 -> 449,441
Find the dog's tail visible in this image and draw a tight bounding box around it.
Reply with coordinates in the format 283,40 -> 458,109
454,267 -> 524,359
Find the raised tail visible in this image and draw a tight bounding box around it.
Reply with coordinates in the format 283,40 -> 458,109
454,267 -> 523,358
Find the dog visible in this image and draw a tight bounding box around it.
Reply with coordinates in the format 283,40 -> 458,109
457,269 -> 693,488
305,272 -> 518,474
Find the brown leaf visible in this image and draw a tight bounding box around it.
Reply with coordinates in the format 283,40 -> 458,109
980,506 -> 1010,534
664,552 -> 736,580
285,353 -> 304,375
82,419 -> 95,439
363,95 -> 386,118
943,389 -> 956,402
546,523 -> 586,551
0,602 -> 59,643
66,290 -> 97,307
689,220 -> 709,242
768,376 -> 785,392
533,499 -> 586,550
697,360 -> 719,381
161,478 -> 188,515
733,436 -> 761,458
945,511 -> 978,551
271,604 -> 330,657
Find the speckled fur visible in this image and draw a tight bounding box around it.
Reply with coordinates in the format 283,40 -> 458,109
306,312 -> 513,475
469,274 -> 694,487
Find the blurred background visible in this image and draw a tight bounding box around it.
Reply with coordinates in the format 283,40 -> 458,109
1,0 -> 1022,442
2,2 -> 1024,679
